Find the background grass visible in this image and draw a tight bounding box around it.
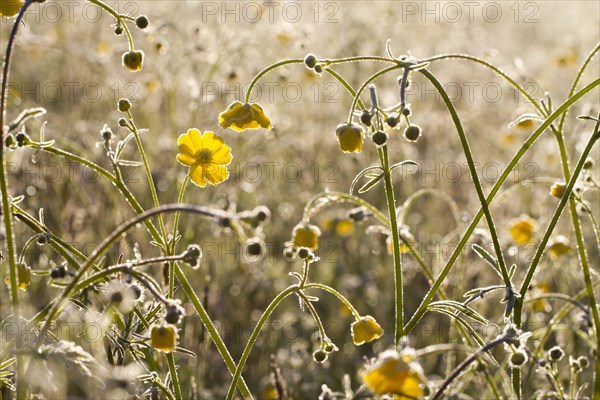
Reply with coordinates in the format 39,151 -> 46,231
1,1 -> 599,398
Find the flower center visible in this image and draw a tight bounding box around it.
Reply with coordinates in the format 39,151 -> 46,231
195,149 -> 213,164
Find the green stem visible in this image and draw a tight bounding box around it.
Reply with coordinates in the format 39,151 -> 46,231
0,2 -> 35,398
323,68 -> 366,111
244,59 -> 304,102
166,353 -> 182,400
298,291 -> 327,341
419,68 -> 512,289
347,65 -> 402,123
378,144 -> 404,345
431,335 -> 517,400
516,130 -> 599,310
178,264 -> 257,400
37,205 -> 230,344
225,285 -> 299,400
169,175 -> 190,297
557,43 -> 599,133
303,283 -> 361,319
30,144 -> 116,182
303,191 -> 390,227
403,78 -> 599,335
87,0 -> 134,49
127,111 -> 168,245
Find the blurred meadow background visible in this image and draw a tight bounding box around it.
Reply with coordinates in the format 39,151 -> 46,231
1,0 -> 599,398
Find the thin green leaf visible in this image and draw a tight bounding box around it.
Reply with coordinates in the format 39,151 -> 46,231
472,244 -> 502,276
358,174 -> 384,194
350,166 -> 384,195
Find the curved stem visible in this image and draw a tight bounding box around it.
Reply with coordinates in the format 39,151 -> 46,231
31,143 -> 116,181
87,0 -> 134,50
304,283 -> 361,319
430,335 -> 517,400
347,65 -> 402,124
419,69 -> 512,289
225,285 -> 300,400
175,263 -> 253,399
303,191 -> 390,227
557,43 -> 600,133
378,145 -> 404,345
323,67 -> 366,111
244,59 -> 304,102
37,205 -> 231,343
403,78 -> 600,335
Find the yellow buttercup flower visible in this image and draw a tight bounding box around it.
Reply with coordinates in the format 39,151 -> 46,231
531,282 -> 551,312
176,129 -> 232,188
5,263 -> 31,290
548,235 -> 570,258
363,349 -> 426,399
150,324 -> 177,353
549,181 -> 567,198
292,223 -> 321,250
351,316 -> 383,345
509,215 -> 537,244
335,123 -> 364,153
0,0 -> 23,17
219,101 -> 272,132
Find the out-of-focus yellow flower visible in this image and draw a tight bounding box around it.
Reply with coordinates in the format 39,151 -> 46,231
260,382 -> 279,400
292,223 -> 320,250
176,129 -> 232,188
219,101 -> 272,132
515,119 -> 535,130
95,41 -> 112,55
150,324 -> 177,353
555,48 -> 578,67
531,282 -> 551,312
509,216 -> 537,244
324,218 -> 354,237
336,123 -> 364,153
548,235 -> 570,258
351,316 -> 383,345
363,348 -> 426,399
0,0 -> 23,17
335,219 -> 355,237
549,181 -> 567,199
5,263 -> 31,290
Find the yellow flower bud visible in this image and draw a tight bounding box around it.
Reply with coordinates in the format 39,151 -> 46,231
150,324 -> 177,353
122,50 -> 144,72
549,181 -> 567,198
335,123 -> 364,153
292,223 -> 320,250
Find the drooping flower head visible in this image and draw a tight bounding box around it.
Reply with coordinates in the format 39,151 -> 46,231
219,101 -> 272,132
363,348 -> 427,399
351,315 -> 383,345
176,129 -> 232,188
150,324 -> 177,353
292,223 -> 321,250
335,123 -> 364,153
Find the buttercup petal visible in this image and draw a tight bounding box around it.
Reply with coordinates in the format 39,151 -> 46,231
189,165 -> 207,188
